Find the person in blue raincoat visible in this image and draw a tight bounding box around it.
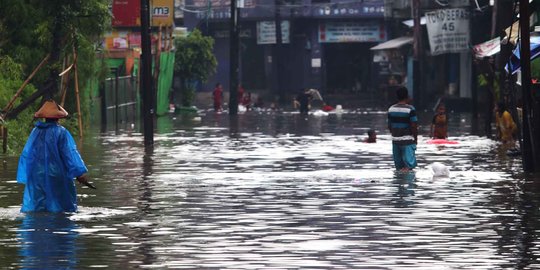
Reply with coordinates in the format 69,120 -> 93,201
17,100 -> 90,213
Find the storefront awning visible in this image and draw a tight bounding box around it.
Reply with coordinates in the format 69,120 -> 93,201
473,37 -> 501,58
506,36 -> 540,74
370,37 -> 413,50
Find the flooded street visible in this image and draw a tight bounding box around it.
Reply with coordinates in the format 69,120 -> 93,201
1,109 -> 539,269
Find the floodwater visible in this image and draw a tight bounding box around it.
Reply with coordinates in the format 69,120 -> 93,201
1,108 -> 539,269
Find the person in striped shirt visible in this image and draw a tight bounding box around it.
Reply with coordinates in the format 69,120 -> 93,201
387,87 -> 418,172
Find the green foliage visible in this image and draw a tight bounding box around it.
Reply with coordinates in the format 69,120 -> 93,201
0,1 -> 110,154
174,29 -> 217,106
532,57 -> 540,80
0,56 -> 36,109
181,87 -> 196,107
0,56 -> 38,154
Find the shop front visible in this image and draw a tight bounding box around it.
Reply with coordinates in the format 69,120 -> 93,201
317,20 -> 387,95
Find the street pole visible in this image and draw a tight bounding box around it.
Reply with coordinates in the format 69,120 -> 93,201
412,0 -> 422,107
274,0 -> 284,103
519,0 -> 540,172
229,0 -> 239,115
140,0 -> 154,146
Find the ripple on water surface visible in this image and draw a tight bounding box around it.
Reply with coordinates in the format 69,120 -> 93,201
0,112 -> 537,269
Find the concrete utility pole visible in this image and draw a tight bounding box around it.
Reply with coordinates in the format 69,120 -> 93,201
274,0 -> 284,102
229,0 -> 239,115
412,0 -> 423,107
140,0 -> 155,146
519,0 -> 540,172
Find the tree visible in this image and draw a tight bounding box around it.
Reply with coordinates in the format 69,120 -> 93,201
0,1 -> 109,153
174,29 -> 217,107
0,0 -> 110,118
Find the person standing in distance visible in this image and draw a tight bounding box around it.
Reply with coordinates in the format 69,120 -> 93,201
387,87 -> 418,172
17,99 -> 92,213
212,83 -> 224,112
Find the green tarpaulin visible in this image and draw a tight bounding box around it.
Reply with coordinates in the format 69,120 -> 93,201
156,52 -> 175,116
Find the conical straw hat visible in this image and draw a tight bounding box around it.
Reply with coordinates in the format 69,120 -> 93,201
34,100 -> 68,119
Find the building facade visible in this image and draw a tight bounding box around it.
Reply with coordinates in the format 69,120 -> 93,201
184,0 -> 387,100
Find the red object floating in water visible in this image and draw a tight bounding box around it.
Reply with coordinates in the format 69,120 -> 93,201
427,139 -> 459,145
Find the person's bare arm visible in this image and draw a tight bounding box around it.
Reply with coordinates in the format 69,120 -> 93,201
411,122 -> 418,144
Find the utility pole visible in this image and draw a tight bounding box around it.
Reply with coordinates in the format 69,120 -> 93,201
229,0 -> 239,115
519,0 -> 540,172
412,0 -> 423,107
140,0 -> 154,146
274,0 -> 284,102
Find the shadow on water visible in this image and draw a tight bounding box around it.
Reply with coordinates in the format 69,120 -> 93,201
1,110 -> 540,268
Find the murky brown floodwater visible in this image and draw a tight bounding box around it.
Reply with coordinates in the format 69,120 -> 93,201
1,109 -> 539,269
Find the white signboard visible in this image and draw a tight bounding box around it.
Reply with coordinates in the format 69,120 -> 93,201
311,58 -> 321,68
257,21 -> 290,44
318,22 -> 385,43
425,8 -> 470,55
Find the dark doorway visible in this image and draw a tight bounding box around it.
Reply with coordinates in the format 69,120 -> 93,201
324,43 -> 373,94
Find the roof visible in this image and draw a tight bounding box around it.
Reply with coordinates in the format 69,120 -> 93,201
370,36 -> 413,50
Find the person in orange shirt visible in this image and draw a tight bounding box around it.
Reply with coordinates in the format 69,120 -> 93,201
430,103 -> 448,139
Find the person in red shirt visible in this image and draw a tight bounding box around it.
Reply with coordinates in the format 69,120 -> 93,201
213,83 -> 223,111
241,92 -> 252,110
238,84 -> 245,101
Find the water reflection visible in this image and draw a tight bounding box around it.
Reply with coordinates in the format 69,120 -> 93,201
392,171 -> 416,208
1,111 -> 540,269
17,213 -> 78,269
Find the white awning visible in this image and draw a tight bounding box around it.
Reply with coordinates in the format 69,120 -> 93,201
402,17 -> 426,28
370,36 -> 413,50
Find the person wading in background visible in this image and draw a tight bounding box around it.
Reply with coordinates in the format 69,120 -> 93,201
387,87 -> 418,172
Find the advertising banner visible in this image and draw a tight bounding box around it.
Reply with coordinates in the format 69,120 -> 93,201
152,0 -> 174,26
112,0 -> 141,27
311,2 -> 384,18
425,8 -> 470,55
128,32 -> 142,48
473,37 -> 500,58
318,22 -> 385,43
256,21 -> 290,44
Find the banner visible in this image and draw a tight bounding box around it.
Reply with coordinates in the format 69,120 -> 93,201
257,21 -> 290,44
318,22 -> 385,43
112,0 -> 141,27
425,8 -> 470,55
473,37 -> 500,58
152,0 -> 174,26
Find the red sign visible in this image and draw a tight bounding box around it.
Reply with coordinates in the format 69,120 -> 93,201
128,32 -> 141,48
112,0 -> 141,27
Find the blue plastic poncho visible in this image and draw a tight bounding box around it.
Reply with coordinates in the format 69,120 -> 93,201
17,121 -> 88,213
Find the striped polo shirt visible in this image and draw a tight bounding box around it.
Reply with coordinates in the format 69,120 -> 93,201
388,103 -> 418,145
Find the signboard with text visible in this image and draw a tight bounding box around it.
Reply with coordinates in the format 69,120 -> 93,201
318,22 -> 385,43
312,2 -> 384,18
256,21 -> 290,44
152,0 -> 174,26
425,8 -> 470,55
